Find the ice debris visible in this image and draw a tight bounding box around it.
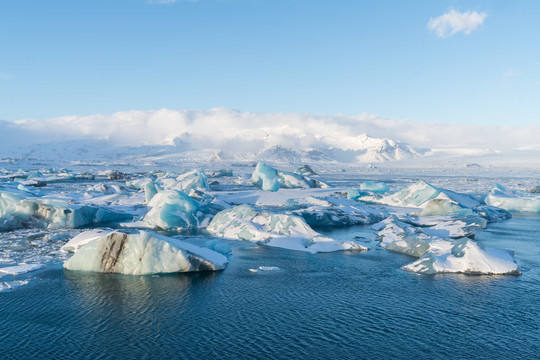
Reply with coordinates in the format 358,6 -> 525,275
63,230 -> 228,275
207,205 -> 366,253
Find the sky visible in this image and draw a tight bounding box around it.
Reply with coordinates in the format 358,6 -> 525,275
1,0 -> 539,125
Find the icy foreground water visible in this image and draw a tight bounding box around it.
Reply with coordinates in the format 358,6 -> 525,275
1,168 -> 540,359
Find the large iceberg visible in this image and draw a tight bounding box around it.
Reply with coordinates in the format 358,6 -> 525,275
0,187 -> 131,231
402,238 -> 520,275
250,162 -> 327,192
63,230 -> 227,275
485,184 -> 540,212
207,205 -> 366,253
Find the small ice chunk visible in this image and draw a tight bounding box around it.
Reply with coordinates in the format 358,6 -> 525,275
0,280 -> 30,292
258,266 -> 280,271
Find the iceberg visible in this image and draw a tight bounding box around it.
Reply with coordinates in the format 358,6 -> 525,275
402,238 -> 520,275
0,187 -> 131,230
250,162 -> 326,192
378,181 -> 479,212
291,196 -> 386,227
175,169 -> 209,191
63,230 -> 227,275
485,184 -> 540,213
143,190 -> 202,230
207,205 -> 366,253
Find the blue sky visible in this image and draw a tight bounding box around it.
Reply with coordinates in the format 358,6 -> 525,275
1,0 -> 539,125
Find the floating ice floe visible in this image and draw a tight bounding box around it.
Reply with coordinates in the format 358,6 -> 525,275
250,162 -> 328,192
0,263 -> 46,275
402,238 -> 520,275
207,205 -> 366,253
249,266 -> 280,273
485,184 -> 540,212
291,195 -> 387,227
0,280 -> 30,292
63,230 -> 228,275
0,187 -> 132,231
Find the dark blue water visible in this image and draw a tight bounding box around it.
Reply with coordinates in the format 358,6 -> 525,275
1,214 -> 539,359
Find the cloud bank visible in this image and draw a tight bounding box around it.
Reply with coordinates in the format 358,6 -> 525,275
428,10 -> 486,38
1,108 -> 538,155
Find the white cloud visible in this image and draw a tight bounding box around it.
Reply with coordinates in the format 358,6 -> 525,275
428,10 -> 486,38
2,108 -> 539,153
0,73 -> 11,79
502,71 -> 519,79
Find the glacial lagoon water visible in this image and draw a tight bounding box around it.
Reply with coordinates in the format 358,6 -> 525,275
1,170 -> 540,359
1,214 -> 539,359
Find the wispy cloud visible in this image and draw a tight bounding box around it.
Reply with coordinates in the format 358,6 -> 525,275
0,73 -> 11,80
502,71 -> 519,79
428,10 -> 487,38
147,0 -> 178,4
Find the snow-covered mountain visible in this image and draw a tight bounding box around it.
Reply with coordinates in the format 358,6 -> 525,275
3,107 -> 540,168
